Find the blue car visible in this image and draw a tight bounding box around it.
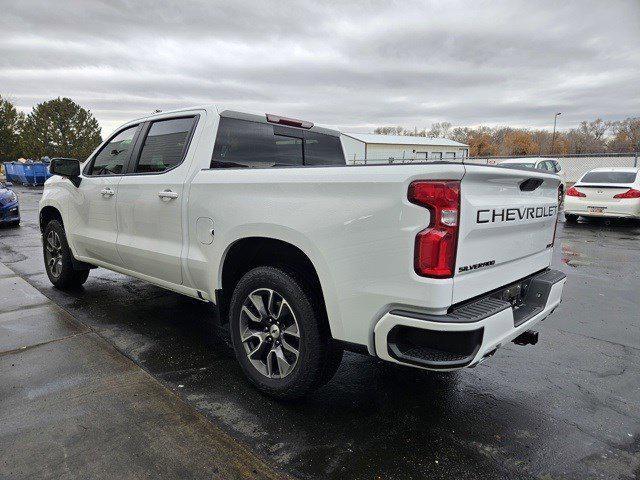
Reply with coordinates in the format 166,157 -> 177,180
0,181 -> 20,227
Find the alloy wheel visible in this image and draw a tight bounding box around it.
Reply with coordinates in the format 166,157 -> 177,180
239,288 -> 300,378
45,230 -> 63,278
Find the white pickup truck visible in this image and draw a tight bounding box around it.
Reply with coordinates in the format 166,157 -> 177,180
40,107 -> 566,399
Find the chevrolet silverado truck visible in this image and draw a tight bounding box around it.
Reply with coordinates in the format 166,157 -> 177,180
39,107 -> 566,399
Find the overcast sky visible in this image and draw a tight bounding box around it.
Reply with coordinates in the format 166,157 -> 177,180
1,0 -> 639,136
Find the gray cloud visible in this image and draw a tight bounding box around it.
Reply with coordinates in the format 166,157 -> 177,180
1,0 -> 638,135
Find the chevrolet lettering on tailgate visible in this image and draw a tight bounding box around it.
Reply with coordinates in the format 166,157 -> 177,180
476,205 -> 558,224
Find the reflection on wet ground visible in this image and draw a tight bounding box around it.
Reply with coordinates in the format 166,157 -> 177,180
561,216 -> 640,268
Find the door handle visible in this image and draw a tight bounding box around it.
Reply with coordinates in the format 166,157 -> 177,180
100,188 -> 115,197
158,190 -> 179,200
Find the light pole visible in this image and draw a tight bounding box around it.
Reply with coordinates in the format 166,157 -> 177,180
551,112 -> 562,155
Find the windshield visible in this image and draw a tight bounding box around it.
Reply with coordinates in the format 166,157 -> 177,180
580,171 -> 637,184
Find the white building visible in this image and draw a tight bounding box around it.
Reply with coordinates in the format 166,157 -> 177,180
341,133 -> 469,163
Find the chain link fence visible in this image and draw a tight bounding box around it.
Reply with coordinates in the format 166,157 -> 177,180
350,153 -> 638,183
467,153 -> 638,182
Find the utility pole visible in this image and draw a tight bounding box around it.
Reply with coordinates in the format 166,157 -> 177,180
551,112 -> 562,155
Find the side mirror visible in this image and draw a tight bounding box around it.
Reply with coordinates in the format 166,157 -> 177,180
50,158 -> 81,186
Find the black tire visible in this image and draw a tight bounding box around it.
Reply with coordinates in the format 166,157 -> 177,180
43,219 -> 90,289
564,213 -> 578,223
9,220 -> 20,228
228,266 -> 340,400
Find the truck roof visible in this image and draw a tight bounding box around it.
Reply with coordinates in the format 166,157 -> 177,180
125,105 -> 341,137
220,110 -> 341,137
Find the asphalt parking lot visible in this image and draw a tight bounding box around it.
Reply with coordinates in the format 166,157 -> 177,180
1,185 -> 639,480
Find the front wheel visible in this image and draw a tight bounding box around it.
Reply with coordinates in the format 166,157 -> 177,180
228,266 -> 341,400
43,220 -> 90,289
564,213 -> 578,223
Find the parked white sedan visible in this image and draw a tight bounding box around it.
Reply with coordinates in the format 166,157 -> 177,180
498,158 -> 566,203
564,167 -> 640,222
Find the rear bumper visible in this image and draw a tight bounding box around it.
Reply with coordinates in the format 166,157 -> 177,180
565,210 -> 640,219
374,269 -> 566,370
565,198 -> 640,219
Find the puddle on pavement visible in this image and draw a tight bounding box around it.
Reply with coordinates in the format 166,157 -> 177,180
561,243 -> 590,267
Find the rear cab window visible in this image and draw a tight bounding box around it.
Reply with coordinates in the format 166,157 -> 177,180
211,113 -> 344,169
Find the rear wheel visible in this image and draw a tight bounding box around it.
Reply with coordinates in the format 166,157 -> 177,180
43,220 -> 90,289
564,213 -> 578,223
229,266 -> 341,400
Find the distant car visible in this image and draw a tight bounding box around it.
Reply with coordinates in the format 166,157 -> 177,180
0,181 -> 20,227
498,158 -> 566,204
564,167 -> 640,222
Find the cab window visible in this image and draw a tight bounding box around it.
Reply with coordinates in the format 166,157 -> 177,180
87,125 -> 138,176
135,117 -> 196,173
211,117 -> 344,168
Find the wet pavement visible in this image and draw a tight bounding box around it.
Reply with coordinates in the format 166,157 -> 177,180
0,188 -> 289,480
1,185 -> 639,479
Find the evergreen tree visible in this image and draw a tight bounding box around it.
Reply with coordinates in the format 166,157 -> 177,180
0,95 -> 24,162
20,97 -> 102,160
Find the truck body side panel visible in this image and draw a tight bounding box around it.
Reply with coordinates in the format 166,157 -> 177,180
186,164 -> 465,349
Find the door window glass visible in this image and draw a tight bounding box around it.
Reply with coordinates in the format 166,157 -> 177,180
88,125 -> 138,175
135,117 -> 196,173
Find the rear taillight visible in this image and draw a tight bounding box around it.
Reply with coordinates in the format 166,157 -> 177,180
566,186 -> 586,197
408,180 -> 460,278
613,188 -> 640,199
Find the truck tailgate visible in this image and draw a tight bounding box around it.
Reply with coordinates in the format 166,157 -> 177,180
453,165 -> 560,303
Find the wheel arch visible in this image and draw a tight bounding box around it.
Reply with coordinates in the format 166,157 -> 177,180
39,205 -> 64,233
217,236 -> 334,336
40,204 -> 93,270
